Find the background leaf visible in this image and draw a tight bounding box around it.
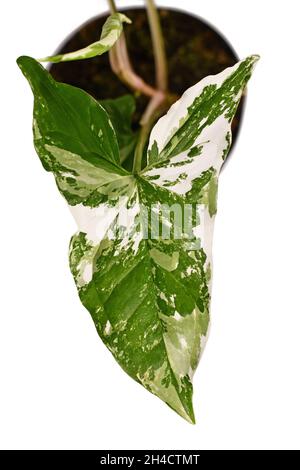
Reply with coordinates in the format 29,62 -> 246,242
100,95 -> 137,165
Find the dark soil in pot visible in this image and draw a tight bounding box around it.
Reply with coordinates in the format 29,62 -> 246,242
49,7 -> 244,164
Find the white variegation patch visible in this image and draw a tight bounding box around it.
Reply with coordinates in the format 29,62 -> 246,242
143,115 -> 227,195
193,204 -> 215,264
148,61 -> 242,154
160,306 -> 202,380
45,145 -> 128,191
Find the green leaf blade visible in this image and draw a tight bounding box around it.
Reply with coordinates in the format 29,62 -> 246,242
17,56 -> 130,206
68,174 -> 211,423
71,233 -> 204,423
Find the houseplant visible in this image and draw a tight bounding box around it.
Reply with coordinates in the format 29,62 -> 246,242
17,0 -> 258,423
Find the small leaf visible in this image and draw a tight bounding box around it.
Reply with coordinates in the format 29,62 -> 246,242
100,95 -> 137,164
39,13 -> 131,63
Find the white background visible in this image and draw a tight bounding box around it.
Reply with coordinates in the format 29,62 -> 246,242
1,0 -> 299,450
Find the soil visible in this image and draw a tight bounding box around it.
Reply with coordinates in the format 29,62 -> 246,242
49,7 -> 244,162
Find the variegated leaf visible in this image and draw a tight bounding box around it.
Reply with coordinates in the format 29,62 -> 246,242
17,56 -> 130,207
18,55 -> 258,423
39,13 -> 131,63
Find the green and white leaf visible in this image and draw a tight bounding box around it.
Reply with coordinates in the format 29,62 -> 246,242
144,55 -> 260,194
18,55 -> 258,423
39,13 -> 131,63
17,56 -> 131,207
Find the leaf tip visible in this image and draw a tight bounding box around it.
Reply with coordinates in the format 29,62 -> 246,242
170,380 -> 196,424
16,55 -> 30,70
251,53 -> 260,63
173,400 -> 196,424
17,56 -> 39,81
246,54 -> 261,67
120,13 -> 132,24
186,408 -> 196,425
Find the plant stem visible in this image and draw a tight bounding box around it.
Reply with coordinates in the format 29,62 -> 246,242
107,0 -> 158,97
106,0 -> 171,173
145,0 -> 168,92
109,40 -> 158,97
132,1 -> 169,172
132,122 -> 153,174
132,92 -> 165,173
107,0 -> 117,14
